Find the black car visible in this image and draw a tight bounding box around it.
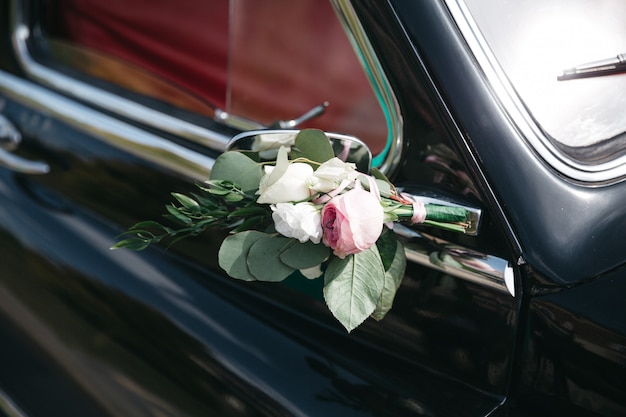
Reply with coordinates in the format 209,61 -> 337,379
1,0 -> 625,416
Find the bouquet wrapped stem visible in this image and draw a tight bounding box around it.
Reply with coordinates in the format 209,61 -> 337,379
113,130 -> 471,332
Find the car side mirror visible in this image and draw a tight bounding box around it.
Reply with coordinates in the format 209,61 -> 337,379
227,129 -> 481,235
228,129 -> 372,172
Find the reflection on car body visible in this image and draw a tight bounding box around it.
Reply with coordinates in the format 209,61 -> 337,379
0,0 -> 625,416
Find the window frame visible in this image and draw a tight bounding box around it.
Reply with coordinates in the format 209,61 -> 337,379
10,0 -> 403,174
446,0 -> 626,184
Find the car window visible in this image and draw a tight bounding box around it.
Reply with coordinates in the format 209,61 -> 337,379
462,0 -> 626,165
44,0 -> 227,117
40,0 -> 389,157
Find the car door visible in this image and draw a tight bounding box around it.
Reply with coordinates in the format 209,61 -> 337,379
0,0 -> 521,416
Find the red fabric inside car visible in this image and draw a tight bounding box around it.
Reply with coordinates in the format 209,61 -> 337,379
50,0 -> 229,109
48,0 -> 388,154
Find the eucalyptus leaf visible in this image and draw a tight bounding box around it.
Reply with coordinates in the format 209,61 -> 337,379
247,237 -> 296,282
323,246 -> 385,332
280,240 -> 330,269
375,179 -> 392,198
291,129 -> 334,164
371,167 -> 392,186
372,240 -> 406,321
218,231 -> 269,281
211,152 -> 262,192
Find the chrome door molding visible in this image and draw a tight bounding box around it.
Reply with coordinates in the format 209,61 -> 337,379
0,69 -> 215,181
395,224 -> 515,296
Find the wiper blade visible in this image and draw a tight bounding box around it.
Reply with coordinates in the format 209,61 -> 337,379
557,53 -> 626,81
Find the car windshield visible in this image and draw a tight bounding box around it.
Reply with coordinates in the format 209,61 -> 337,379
463,0 -> 626,163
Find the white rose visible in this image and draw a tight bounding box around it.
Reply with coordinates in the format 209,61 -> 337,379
257,147 -> 314,204
271,202 -> 322,244
307,157 -> 358,193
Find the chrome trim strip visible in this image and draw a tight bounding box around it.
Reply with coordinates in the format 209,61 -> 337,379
0,114 -> 50,174
330,0 -> 404,175
10,2 -> 230,152
0,70 -> 215,181
446,0 -> 626,184
0,388 -> 28,417
395,225 -> 514,296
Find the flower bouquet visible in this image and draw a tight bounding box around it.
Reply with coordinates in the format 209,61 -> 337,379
112,129 -> 470,332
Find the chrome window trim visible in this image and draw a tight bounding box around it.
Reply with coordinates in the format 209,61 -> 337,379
446,0 -> 626,184
331,0 -> 404,174
0,69 -> 215,181
11,0 -> 403,175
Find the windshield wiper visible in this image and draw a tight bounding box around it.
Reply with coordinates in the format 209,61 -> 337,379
557,53 -> 626,81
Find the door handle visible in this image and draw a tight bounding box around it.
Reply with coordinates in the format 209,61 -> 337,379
0,114 -> 49,174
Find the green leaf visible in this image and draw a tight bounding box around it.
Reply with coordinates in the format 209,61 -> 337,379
323,246 -> 385,332
280,240 -> 330,269
129,220 -> 166,231
211,152 -> 263,192
172,193 -> 200,212
247,237 -> 296,282
372,240 -> 406,321
371,167 -> 392,185
229,206 -> 269,217
291,129 -> 334,163
375,228 -> 398,271
223,192 -> 245,203
218,231 -> 269,281
231,215 -> 267,233
375,179 -> 392,198
166,205 -> 191,225
110,238 -> 151,251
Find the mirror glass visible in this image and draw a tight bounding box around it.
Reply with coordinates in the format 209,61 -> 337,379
227,129 -> 372,172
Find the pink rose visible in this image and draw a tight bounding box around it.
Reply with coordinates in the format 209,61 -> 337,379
321,187 -> 384,258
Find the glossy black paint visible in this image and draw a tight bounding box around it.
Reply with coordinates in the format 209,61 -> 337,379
381,0 -> 626,415
0,93 -> 513,416
388,0 -> 626,286
0,0 -> 624,416
519,269 -> 626,416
